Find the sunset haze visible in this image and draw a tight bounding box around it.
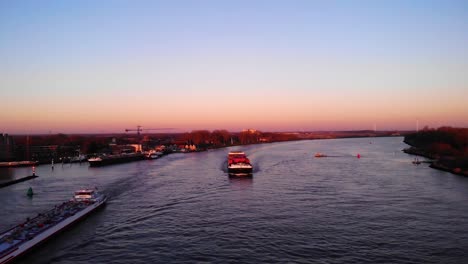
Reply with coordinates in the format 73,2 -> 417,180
1,1 -> 467,133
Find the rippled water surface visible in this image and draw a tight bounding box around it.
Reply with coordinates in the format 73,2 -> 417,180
1,137 -> 468,263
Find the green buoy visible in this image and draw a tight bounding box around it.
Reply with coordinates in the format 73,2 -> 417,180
27,187 -> 34,197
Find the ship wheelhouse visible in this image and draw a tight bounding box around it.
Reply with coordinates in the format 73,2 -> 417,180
74,189 -> 97,201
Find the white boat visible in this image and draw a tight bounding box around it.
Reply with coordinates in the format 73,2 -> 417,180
0,189 -> 107,264
146,151 -> 163,160
87,157 -> 102,162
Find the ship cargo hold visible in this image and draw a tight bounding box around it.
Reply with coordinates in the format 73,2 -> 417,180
0,189 -> 107,264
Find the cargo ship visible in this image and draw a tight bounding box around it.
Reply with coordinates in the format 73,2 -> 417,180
227,151 -> 253,175
88,153 -> 145,167
0,188 -> 107,264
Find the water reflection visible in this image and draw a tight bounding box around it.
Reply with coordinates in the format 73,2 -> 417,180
0,168 -> 15,182
228,174 -> 253,188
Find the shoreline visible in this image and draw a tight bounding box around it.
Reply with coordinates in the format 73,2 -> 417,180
402,147 -> 437,159
403,144 -> 468,177
429,162 -> 468,177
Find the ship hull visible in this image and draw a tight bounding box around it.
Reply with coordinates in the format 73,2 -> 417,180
228,172 -> 253,177
0,198 -> 106,264
227,166 -> 253,174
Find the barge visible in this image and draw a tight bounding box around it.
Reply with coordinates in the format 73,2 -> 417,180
227,151 -> 253,175
88,153 -> 145,167
0,189 -> 107,264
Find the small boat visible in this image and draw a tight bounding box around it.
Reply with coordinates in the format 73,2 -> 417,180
227,151 -> 253,175
314,153 -> 327,158
145,151 -> 163,160
0,188 -> 107,264
412,158 -> 421,165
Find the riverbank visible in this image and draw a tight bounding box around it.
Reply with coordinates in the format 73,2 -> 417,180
0,161 -> 39,168
430,157 -> 468,177
402,146 -> 437,159
403,147 -> 468,177
403,127 -> 468,177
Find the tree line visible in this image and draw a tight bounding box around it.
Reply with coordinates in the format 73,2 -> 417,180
10,130 -> 301,158
404,127 -> 468,157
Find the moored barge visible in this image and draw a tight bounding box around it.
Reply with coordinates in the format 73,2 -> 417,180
88,153 -> 145,167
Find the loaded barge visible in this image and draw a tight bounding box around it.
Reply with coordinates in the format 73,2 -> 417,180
227,151 -> 253,175
0,189 -> 107,264
88,153 -> 145,167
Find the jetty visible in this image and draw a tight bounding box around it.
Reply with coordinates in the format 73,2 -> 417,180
0,175 -> 38,188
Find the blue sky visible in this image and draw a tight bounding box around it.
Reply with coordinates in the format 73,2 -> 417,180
1,1 -> 467,133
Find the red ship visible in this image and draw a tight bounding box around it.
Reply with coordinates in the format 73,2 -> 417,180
227,151 -> 253,175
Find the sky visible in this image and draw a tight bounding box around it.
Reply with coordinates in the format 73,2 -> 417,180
1,0 -> 467,134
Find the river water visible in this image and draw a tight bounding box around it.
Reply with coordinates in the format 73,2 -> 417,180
1,137 -> 468,264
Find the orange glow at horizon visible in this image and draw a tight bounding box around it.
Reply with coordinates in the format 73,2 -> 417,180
2,78 -> 468,134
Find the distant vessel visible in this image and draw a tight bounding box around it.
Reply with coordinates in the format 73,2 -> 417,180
0,161 -> 39,168
314,153 -> 327,158
88,153 -> 145,167
227,151 -> 253,175
0,188 -> 107,264
145,151 -> 163,160
69,154 -> 87,163
412,158 -> 421,165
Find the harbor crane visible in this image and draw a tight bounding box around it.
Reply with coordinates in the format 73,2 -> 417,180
125,125 -> 174,136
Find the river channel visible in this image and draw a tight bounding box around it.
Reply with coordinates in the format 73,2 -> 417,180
1,137 -> 468,263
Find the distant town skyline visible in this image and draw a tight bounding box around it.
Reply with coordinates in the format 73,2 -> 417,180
1,1 -> 467,134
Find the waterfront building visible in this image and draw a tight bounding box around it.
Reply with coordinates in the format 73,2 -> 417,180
0,133 -> 15,161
